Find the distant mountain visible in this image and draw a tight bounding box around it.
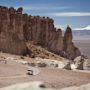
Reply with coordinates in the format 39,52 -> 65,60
62,25 -> 90,36
72,30 -> 90,36
72,25 -> 90,36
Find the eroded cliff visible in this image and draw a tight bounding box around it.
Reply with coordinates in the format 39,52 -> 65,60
0,6 -> 81,59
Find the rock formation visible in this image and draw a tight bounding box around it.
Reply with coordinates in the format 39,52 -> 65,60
63,26 -> 81,59
0,6 -> 81,59
0,6 -> 27,55
74,56 -> 90,70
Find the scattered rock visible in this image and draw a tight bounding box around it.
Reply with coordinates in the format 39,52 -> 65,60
37,62 -> 47,67
74,56 -> 90,70
71,64 -> 77,70
83,59 -> 90,70
74,56 -> 84,70
20,56 -> 24,59
28,63 -> 36,67
16,60 -> 28,65
6,57 -> 17,61
64,61 -> 71,70
58,61 -> 65,69
49,61 -> 58,68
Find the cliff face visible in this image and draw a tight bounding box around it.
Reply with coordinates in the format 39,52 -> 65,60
23,16 -> 63,54
0,6 -> 81,59
0,6 -> 27,55
63,26 -> 81,59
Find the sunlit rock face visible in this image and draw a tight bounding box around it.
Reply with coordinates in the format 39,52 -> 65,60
0,6 -> 81,59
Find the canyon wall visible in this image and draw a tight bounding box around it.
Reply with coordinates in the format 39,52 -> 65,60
0,6 -> 81,59
0,6 -> 27,55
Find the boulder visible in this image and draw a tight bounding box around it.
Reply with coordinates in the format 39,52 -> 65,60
28,63 -> 36,67
83,57 -> 90,70
74,56 -> 84,70
58,61 -> 65,69
37,62 -> 47,67
63,61 -> 71,70
6,57 -> 17,61
71,64 -> 77,70
74,56 -> 90,70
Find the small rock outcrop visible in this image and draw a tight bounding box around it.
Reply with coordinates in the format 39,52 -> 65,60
0,6 -> 81,59
74,56 -> 90,70
74,56 -> 84,70
63,61 -> 71,70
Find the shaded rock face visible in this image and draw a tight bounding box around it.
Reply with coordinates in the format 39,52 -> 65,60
0,6 -> 81,59
0,6 -> 27,55
23,16 -> 63,54
63,26 -> 81,59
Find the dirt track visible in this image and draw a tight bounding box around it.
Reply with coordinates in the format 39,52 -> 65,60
0,60 -> 90,89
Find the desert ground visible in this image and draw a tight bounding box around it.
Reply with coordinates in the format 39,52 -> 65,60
73,36 -> 90,59
0,53 -> 90,89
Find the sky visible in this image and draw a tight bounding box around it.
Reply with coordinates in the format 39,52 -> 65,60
0,0 -> 90,30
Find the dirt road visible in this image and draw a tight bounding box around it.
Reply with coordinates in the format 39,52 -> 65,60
0,60 -> 90,89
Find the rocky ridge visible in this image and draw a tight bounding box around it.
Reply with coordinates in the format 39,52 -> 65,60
0,6 -> 81,59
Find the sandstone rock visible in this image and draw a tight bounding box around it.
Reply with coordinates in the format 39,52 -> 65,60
17,7 -> 23,14
63,26 -> 81,60
71,64 -> 77,70
28,63 -> 36,67
63,61 -> 71,70
9,7 -> 16,14
74,56 -> 84,70
48,60 -> 58,67
73,56 -> 90,70
58,61 -> 65,69
0,5 -> 81,59
0,6 -> 27,55
37,62 -> 47,67
83,59 -> 90,70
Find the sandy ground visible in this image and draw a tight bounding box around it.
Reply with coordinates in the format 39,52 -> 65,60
73,36 -> 90,59
0,59 -> 90,89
